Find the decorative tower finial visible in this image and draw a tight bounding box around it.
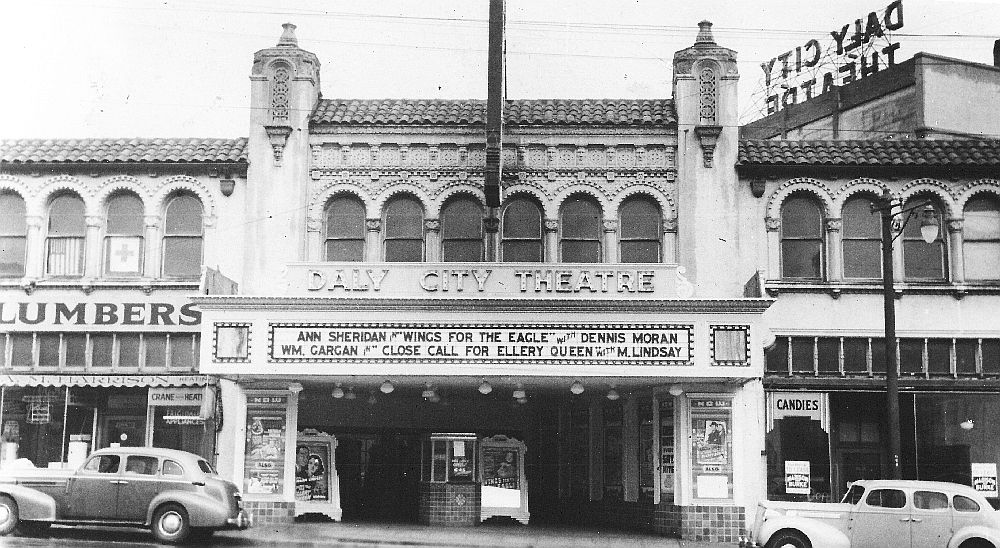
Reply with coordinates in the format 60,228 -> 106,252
277,23 -> 298,47
695,20 -> 716,45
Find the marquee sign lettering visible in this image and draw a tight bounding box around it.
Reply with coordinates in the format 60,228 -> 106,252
269,323 -> 694,365
760,0 -> 904,114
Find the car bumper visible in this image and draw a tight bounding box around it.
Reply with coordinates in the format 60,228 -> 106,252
737,536 -> 762,548
225,509 -> 252,530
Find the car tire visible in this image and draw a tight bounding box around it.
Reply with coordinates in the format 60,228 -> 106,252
151,503 -> 191,544
0,495 -> 18,536
766,530 -> 811,548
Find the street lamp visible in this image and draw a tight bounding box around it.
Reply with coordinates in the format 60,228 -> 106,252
875,190 -> 939,480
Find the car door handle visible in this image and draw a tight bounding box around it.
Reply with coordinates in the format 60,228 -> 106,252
110,480 -> 129,485
910,518 -> 922,523
899,517 -> 911,522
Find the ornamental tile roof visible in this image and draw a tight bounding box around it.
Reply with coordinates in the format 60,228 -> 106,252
0,138 -> 248,164
310,98 -> 675,127
738,139 -> 1000,167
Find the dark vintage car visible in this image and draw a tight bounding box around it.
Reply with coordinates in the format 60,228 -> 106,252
0,447 -> 251,544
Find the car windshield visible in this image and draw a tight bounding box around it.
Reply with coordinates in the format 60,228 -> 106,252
198,459 -> 217,475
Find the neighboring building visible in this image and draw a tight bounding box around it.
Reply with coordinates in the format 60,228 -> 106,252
742,52 -> 1000,140
0,139 -> 247,467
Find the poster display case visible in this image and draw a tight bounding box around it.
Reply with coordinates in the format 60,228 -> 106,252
689,396 -> 734,501
243,393 -> 288,496
295,429 -> 342,520
479,435 -> 528,524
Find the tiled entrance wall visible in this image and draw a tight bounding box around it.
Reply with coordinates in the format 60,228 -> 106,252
679,504 -> 745,542
418,482 -> 481,526
245,500 -> 295,525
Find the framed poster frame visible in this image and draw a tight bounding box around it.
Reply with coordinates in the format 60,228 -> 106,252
479,434 -> 529,524
294,429 -> 342,520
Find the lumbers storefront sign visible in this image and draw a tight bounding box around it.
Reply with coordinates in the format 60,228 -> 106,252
0,301 -> 200,328
284,263 -> 690,300
270,323 -> 693,364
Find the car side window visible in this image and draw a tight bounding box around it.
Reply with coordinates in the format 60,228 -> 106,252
865,488 -> 907,508
954,495 -> 981,512
162,460 -> 184,477
125,456 -> 158,475
84,455 -> 120,474
914,491 -> 949,510
843,484 -> 866,505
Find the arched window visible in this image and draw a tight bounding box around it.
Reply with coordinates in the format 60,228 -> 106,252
162,194 -> 203,277
902,197 -> 946,281
104,193 -> 144,276
964,195 -> 1000,280
441,196 -> 483,262
560,195 -> 602,263
383,195 -> 423,262
501,197 -> 543,262
46,194 -> 86,276
780,194 -> 824,279
842,195 -> 881,279
324,195 -> 365,262
0,192 -> 27,277
619,196 -> 661,263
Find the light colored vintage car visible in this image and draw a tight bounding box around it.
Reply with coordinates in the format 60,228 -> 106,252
739,480 -> 1000,548
0,447 -> 251,544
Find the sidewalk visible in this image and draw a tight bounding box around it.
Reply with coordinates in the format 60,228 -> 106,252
215,521 -> 736,548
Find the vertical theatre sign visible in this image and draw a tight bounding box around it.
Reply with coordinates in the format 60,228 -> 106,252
760,0 -> 904,114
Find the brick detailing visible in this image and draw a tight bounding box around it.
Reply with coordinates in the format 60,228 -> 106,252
244,500 -> 295,525
679,504 -> 745,542
418,482 -> 481,527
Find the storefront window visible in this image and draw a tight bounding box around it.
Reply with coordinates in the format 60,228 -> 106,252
766,392 -> 831,502
152,405 -> 213,457
914,393 -> 1000,491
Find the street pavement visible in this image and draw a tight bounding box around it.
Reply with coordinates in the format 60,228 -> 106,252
2,520 -> 737,547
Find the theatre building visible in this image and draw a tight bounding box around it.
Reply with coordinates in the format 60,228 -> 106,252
738,48 -> 1000,503
195,23 -> 769,541
0,138 -> 248,467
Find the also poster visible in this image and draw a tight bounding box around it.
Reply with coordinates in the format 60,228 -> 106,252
972,463 -> 998,496
244,410 -> 287,495
785,460 -> 811,495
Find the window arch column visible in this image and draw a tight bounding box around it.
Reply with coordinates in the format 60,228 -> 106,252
602,220 -> 619,263
143,215 -> 161,278
24,214 -> 44,279
84,214 -> 103,278
890,217 -> 905,283
826,218 -> 843,282
366,218 -> 381,261
663,217 -> 677,264
306,215 -> 322,261
765,217 -> 781,279
424,219 -> 440,262
948,218 -> 965,284
544,219 -> 559,262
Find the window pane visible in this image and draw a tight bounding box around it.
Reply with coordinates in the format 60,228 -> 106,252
65,334 -> 87,368
818,338 -> 839,373
10,333 -> 32,366
900,339 -> 922,374
866,489 -> 906,508
105,236 -> 143,276
38,334 -> 60,367
843,338 -> 868,373
903,241 -> 945,280
561,240 -> 600,263
0,193 -> 27,235
46,237 -> 85,276
782,240 -> 822,278
325,240 -> 365,262
621,240 -> 660,263
791,337 -> 814,373
143,334 -> 167,369
0,236 -> 26,277
384,197 -> 423,238
165,195 -> 203,234
502,199 -> 541,239
163,238 -> 202,276
125,456 -> 158,475
956,339 -> 977,375
781,196 -> 822,238
106,194 -> 144,234
91,334 -> 113,367
843,197 -> 880,238
965,196 -> 1000,239
765,337 -> 788,374
954,495 -> 980,512
914,491 -> 949,510
502,241 -> 542,262
561,197 -> 600,239
119,334 -> 140,368
442,240 -> 483,262
927,339 -> 950,375
325,196 -> 365,239
620,198 -> 661,239
843,240 -> 881,278
442,198 -> 482,239
171,335 -> 195,370
48,195 -> 86,235
385,239 -> 423,262
964,243 -> 1000,280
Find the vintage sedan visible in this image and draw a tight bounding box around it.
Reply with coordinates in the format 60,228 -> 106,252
0,447 -> 251,544
739,480 -> 1000,548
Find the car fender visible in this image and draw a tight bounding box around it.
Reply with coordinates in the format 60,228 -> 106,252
0,485 -> 57,521
948,525 -> 1000,548
759,515 -> 851,548
146,490 -> 228,528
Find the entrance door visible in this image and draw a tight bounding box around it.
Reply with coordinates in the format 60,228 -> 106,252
849,487 -> 910,548
358,432 -> 420,522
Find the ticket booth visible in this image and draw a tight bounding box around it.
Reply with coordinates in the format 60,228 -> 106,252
419,433 -> 479,526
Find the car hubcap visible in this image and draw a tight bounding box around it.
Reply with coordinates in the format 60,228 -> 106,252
0,505 -> 9,524
160,511 -> 182,535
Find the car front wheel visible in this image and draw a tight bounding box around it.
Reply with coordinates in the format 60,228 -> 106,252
0,495 -> 19,536
766,530 -> 811,548
151,503 -> 191,544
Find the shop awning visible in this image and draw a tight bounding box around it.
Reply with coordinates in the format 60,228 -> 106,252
0,374 -> 214,388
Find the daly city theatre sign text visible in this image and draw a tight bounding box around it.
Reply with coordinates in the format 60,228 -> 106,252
284,263 -> 688,300
270,323 -> 693,364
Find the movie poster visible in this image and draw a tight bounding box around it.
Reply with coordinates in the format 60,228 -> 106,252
295,442 -> 330,501
693,418 -> 728,465
482,447 -> 519,489
244,403 -> 287,495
